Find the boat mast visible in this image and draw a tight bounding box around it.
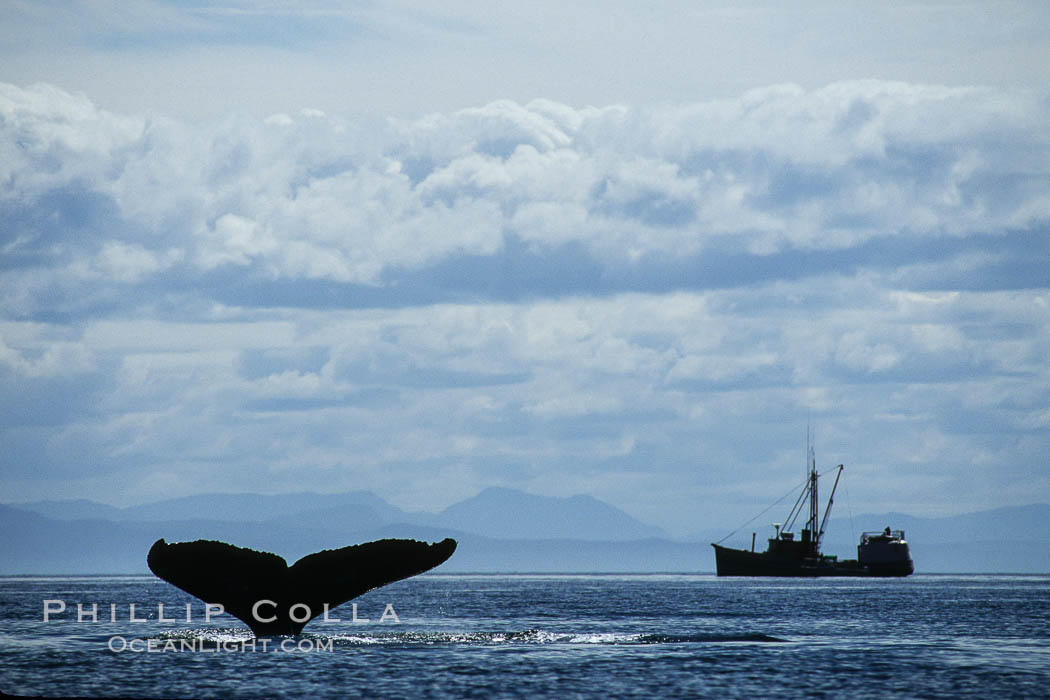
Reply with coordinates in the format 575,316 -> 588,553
806,429 -> 818,548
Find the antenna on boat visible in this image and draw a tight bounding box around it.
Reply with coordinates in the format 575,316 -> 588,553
806,424 -> 819,547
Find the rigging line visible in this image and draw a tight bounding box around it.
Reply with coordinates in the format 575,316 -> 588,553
783,466 -> 834,533
783,485 -> 808,532
714,476 -> 808,545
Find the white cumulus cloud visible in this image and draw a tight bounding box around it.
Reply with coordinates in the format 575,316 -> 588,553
1,80 -> 1048,533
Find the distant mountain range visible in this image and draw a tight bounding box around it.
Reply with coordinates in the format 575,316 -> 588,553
9,487 -> 666,540
2,489 -> 1047,574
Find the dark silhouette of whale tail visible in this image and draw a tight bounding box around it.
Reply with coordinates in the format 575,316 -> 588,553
147,537 -> 457,636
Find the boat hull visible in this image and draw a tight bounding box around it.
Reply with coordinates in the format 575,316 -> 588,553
711,544 -> 913,577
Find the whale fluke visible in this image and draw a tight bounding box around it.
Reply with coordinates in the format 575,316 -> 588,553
147,537 -> 457,635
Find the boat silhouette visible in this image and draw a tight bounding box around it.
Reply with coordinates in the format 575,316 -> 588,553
711,441 -> 913,577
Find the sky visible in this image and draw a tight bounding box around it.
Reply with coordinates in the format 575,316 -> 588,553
1,1 -> 1049,537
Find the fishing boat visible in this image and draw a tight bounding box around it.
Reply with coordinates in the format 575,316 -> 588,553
711,443 -> 913,577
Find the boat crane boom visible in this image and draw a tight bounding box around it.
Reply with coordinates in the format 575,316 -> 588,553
817,464 -> 844,550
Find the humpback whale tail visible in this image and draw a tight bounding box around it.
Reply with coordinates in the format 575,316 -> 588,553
147,537 -> 457,636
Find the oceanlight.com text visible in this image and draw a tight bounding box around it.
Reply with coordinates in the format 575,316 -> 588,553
107,637 -> 334,653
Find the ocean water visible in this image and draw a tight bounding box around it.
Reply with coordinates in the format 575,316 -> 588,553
2,573 -> 1048,698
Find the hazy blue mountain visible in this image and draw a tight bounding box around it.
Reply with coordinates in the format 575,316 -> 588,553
801,503 -> 1050,555
0,503 -> 425,574
3,493 -> 1047,574
856,503 -> 1050,543
12,490 -> 406,523
346,522 -> 693,572
9,498 -> 124,521
265,503 -> 389,536
117,490 -> 407,523
11,486 -> 669,541
0,504 -> 149,574
438,536 -> 701,572
0,501 -> 700,574
431,487 -> 668,541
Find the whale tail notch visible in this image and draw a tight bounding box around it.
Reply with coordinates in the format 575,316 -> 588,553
147,537 -> 457,636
